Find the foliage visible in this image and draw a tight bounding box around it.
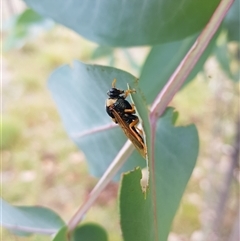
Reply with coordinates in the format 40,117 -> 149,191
23,0 -> 221,46
3,8 -> 54,51
1,199 -> 65,235
53,224 -> 108,241
2,0 -> 238,240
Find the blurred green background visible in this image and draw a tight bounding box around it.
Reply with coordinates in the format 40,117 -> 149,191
2,1 -> 239,241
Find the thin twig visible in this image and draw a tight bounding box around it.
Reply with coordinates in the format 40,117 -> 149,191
150,0 -> 234,126
67,140 -> 135,232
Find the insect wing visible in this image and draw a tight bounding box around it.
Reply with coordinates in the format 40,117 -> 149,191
111,109 -> 146,158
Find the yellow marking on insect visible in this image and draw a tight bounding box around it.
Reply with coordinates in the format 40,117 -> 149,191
106,98 -> 117,107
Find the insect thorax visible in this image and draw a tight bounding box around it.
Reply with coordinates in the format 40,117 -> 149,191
114,97 -> 131,112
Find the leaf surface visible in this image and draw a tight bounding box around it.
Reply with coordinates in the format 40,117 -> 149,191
48,61 -> 146,179
119,108 -> 199,241
3,8 -> 54,51
140,31 -> 219,104
23,0 -> 220,46
223,0 -> 240,41
1,199 -> 64,235
53,224 -> 108,241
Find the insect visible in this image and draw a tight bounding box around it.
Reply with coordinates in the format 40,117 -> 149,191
106,79 -> 146,158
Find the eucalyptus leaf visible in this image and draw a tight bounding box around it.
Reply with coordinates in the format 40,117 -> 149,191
215,39 -> 234,80
52,226 -> 68,241
72,223 -> 108,241
53,224 -> 108,241
48,61 -> 146,180
1,199 -> 64,235
120,168 -> 153,241
23,0 -> 220,46
214,31 -> 240,82
140,31 -> 219,104
120,108 -> 199,241
3,8 -> 54,51
223,0 -> 240,42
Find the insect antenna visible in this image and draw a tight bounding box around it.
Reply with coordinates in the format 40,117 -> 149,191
112,78 -> 117,88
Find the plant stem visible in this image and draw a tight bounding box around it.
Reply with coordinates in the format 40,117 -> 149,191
67,140 -> 135,232
150,0 -> 234,126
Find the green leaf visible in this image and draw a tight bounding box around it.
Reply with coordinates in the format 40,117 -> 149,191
23,0 -> 220,46
53,224 -> 108,241
119,108 -> 199,241
52,226 -> 68,241
3,8 -> 54,51
214,31 -> 240,82
214,33 -> 233,79
1,199 -> 65,235
140,31 -> 219,104
120,168 -> 153,241
72,223 -> 108,241
223,0 -> 240,42
48,61 -> 146,180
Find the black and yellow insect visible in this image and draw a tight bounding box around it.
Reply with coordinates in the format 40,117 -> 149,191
106,79 -> 146,158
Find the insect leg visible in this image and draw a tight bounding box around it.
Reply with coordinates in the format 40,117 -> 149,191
128,118 -> 145,144
135,126 -> 143,135
124,104 -> 136,114
129,118 -> 139,131
129,120 -> 146,156
128,116 -> 144,138
124,89 -> 136,98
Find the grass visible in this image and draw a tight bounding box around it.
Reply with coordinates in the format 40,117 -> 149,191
2,24 -> 239,241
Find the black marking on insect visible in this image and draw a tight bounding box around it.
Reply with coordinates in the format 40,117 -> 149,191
106,79 -> 146,158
